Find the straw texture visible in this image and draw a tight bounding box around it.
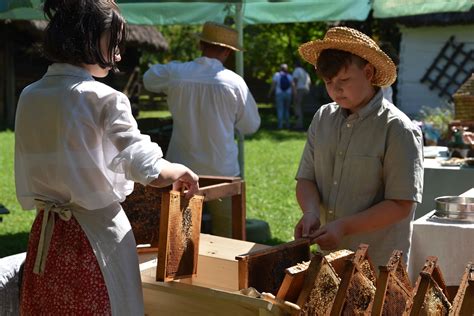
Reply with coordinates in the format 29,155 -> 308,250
197,22 -> 242,51
298,27 -> 397,87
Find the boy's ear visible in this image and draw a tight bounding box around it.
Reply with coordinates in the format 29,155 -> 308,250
363,63 -> 375,82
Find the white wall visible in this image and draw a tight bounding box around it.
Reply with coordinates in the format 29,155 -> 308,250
397,25 -> 474,118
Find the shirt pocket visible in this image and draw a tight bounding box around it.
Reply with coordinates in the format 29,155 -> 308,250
342,155 -> 383,201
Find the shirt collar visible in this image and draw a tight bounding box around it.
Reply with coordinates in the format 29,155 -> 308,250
44,63 -> 94,80
342,88 -> 383,121
195,56 -> 224,68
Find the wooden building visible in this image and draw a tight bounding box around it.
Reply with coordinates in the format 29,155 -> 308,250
0,20 -> 168,129
392,9 -> 474,117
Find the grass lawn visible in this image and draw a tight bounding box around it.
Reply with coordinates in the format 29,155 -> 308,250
0,106 -> 308,257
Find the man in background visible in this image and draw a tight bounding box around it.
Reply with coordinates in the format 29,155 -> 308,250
268,64 -> 295,129
292,60 -> 311,130
144,21 -> 260,237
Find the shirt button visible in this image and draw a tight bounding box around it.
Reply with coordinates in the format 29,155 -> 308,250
346,123 -> 352,128
339,151 -> 343,155
328,210 -> 334,214
333,181 -> 338,185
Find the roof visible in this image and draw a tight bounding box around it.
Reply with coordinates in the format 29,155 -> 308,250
7,20 -> 168,51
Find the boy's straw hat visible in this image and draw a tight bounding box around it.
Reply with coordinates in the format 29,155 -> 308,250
197,21 -> 242,51
298,27 -> 397,87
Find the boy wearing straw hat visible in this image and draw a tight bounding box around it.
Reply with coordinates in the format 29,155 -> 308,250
294,27 -> 423,267
144,22 -> 260,237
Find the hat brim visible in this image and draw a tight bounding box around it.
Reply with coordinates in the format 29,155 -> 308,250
298,39 -> 397,87
196,34 -> 243,52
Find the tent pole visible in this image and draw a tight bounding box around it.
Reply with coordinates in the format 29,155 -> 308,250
235,2 -> 245,179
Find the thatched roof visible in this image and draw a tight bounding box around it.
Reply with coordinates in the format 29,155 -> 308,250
126,25 -> 168,51
9,20 -> 168,51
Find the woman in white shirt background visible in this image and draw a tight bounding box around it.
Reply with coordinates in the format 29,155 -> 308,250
14,0 -> 199,314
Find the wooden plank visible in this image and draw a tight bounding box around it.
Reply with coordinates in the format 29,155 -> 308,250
276,249 -> 353,305
157,191 -> 204,282
142,276 -> 286,316
232,181 -> 246,240
199,175 -> 241,186
276,261 -> 309,302
197,182 -> 242,201
236,239 -> 310,294
449,262 -> 474,316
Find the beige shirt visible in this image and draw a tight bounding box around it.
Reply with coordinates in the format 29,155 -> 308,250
143,57 -> 260,176
296,90 -> 424,267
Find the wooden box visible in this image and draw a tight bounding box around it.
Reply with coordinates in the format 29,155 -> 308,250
139,234 -> 292,315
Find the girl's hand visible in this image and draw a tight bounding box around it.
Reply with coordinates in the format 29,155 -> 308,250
172,169 -> 199,199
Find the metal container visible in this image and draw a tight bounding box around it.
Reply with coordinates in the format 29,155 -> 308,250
434,196 -> 474,222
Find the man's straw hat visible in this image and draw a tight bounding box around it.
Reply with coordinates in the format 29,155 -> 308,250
298,27 -> 397,87
197,21 -> 242,51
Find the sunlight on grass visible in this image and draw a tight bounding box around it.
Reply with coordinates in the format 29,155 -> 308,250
0,130 -> 36,256
0,107 -> 308,256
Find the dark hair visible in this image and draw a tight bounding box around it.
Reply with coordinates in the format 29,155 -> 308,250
379,41 -> 399,66
316,49 -> 368,80
43,0 -> 126,71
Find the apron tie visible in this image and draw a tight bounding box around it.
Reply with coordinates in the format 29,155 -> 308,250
33,199 -> 74,275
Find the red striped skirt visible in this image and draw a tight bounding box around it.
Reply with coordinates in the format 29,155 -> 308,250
20,210 -> 111,315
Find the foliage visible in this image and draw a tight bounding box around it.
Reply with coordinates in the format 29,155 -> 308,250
140,25 -> 202,71
138,22 -> 328,85
418,103 -> 454,141
242,22 -> 327,83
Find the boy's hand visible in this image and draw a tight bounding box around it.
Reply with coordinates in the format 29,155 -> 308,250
463,131 -> 474,146
294,211 -> 320,239
311,219 -> 346,249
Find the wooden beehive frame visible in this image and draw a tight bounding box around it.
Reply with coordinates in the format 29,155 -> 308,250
449,262 -> 474,316
331,244 -> 377,316
275,249 -> 353,303
404,256 -> 451,315
372,250 -> 413,315
235,239 -> 310,295
157,191 -> 204,282
295,250 -> 354,316
123,176 -> 247,253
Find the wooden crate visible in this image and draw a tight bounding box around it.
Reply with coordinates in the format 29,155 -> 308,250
139,234 -> 292,315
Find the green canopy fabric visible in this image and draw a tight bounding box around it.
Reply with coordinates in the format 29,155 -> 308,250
373,0 -> 473,18
0,0 -> 370,24
117,0 -> 371,25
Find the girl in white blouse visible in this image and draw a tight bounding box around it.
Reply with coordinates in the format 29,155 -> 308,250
15,0 -> 199,314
